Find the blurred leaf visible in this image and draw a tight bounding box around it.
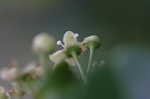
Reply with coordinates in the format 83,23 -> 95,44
35,61 -> 78,99
84,65 -> 123,99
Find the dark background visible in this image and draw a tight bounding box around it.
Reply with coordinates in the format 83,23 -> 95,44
0,0 -> 150,99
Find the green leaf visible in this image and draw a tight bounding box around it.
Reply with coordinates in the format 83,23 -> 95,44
34,61 -> 78,99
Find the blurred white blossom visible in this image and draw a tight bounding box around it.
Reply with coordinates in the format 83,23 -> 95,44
0,67 -> 19,81
32,33 -> 56,54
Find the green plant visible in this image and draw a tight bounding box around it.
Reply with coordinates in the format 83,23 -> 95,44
0,31 -> 100,99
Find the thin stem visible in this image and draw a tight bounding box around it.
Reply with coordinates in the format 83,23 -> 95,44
38,54 -> 49,66
38,54 -> 50,76
71,51 -> 87,83
87,45 -> 94,73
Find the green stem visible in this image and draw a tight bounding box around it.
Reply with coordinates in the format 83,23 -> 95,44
71,51 -> 87,83
87,45 -> 94,73
38,54 -> 48,66
38,54 -> 50,75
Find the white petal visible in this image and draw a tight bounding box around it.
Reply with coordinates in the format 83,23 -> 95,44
63,31 -> 79,48
65,58 -> 76,66
49,50 -> 66,64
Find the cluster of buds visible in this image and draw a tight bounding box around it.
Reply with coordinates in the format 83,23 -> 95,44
0,31 -> 100,98
0,62 -> 44,82
0,62 -> 44,98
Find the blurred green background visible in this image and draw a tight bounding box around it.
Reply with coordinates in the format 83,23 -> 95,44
0,0 -> 150,99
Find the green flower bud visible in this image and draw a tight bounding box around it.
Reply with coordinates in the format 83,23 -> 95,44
82,35 -> 101,49
82,35 -> 101,73
32,33 -> 56,54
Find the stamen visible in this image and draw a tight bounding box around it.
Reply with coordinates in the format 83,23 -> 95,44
57,40 -> 64,48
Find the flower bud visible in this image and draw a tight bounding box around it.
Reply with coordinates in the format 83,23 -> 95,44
32,33 -> 56,54
82,35 -> 101,50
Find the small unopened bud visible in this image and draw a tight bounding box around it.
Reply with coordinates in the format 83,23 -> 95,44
82,35 -> 101,49
32,33 -> 56,54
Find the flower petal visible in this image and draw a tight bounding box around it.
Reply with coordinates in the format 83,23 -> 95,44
49,50 -> 66,64
63,31 -> 79,48
65,58 -> 76,66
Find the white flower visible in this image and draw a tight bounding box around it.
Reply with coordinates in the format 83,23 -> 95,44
63,31 -> 79,48
56,31 -> 79,49
32,33 -> 56,54
49,31 -> 80,64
